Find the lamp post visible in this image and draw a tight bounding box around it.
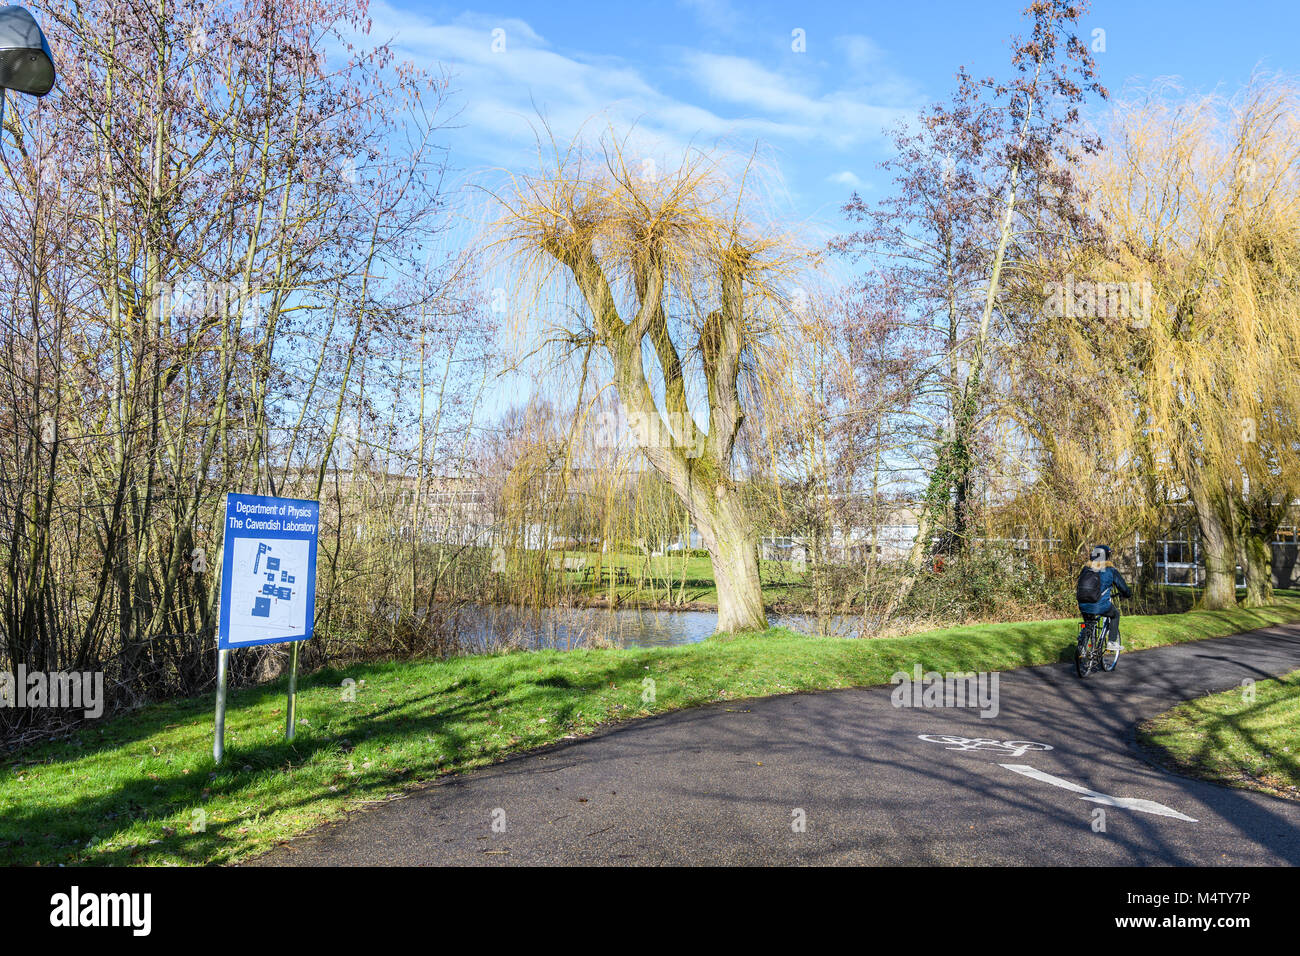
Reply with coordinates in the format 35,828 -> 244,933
0,6 -> 56,138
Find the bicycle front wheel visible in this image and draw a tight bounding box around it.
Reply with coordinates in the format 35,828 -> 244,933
1102,636 -> 1120,671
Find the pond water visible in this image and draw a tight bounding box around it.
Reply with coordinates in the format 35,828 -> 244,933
433,604 -> 868,651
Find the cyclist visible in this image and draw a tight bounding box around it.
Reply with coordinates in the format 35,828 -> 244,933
1077,544 -> 1131,650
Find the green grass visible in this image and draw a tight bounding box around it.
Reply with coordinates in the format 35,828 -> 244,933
4,598 -> 1300,866
1139,668 -> 1300,801
554,551 -> 811,607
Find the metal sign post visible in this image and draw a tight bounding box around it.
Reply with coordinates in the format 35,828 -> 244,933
285,641 -> 300,741
213,492 -> 319,762
213,648 -> 230,763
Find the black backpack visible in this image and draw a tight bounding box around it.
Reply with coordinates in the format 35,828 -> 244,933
1076,565 -> 1102,604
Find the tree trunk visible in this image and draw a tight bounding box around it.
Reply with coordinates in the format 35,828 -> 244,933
952,468 -> 972,554
675,478 -> 765,632
1229,487 -> 1287,609
1238,530 -> 1273,608
1135,523 -> 1160,601
1200,534 -> 1237,609
704,521 -> 766,633
1189,470 -> 1237,610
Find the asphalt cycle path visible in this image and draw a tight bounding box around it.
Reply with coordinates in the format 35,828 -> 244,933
249,622 -> 1300,866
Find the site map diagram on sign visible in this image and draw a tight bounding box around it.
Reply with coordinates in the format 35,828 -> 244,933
218,493 -> 319,649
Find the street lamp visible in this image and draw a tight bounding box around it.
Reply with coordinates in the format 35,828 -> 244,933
0,6 -> 56,135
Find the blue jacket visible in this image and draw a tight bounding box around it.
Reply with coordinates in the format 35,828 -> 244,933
1079,563 -> 1131,615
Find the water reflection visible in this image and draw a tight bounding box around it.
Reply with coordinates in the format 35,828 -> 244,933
433,604 -> 862,651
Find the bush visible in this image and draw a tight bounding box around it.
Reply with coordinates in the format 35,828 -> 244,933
896,547 -> 1075,621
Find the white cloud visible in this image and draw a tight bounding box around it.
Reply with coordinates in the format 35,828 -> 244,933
676,0 -> 743,35
681,51 -> 819,116
827,170 -> 864,189
838,34 -> 886,74
363,6 -> 714,163
363,4 -> 918,161
681,50 -> 917,150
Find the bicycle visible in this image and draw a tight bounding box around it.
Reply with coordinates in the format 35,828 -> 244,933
1075,612 -> 1121,678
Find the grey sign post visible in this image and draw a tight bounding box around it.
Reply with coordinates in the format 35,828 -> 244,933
213,647 -> 230,763
285,641 -> 300,741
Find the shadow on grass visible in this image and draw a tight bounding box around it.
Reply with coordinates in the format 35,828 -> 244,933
0,651 -> 672,865
1136,672 -> 1300,799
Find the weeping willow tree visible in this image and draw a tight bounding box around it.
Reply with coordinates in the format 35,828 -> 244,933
1028,79 -> 1300,609
493,132 -> 803,633
1183,126 -> 1300,608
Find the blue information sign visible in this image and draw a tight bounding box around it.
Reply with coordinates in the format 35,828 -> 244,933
217,493 -> 319,649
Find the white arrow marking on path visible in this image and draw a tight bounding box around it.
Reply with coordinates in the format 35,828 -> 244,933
1000,764 -> 1198,822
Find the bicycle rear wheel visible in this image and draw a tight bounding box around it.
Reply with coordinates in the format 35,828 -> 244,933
1075,621 -> 1096,678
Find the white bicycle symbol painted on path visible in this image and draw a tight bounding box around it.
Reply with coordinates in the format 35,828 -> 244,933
917,735 -> 1054,758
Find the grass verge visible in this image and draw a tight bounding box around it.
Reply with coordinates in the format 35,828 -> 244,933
3,599 -> 1299,866
1138,668 -> 1300,802
551,551 -> 811,608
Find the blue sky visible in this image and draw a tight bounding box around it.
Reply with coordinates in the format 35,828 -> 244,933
364,0 -> 1299,417
378,0 -> 1299,234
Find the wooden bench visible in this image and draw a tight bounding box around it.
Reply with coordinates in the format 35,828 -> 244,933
550,555 -> 591,579
595,565 -> 630,585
